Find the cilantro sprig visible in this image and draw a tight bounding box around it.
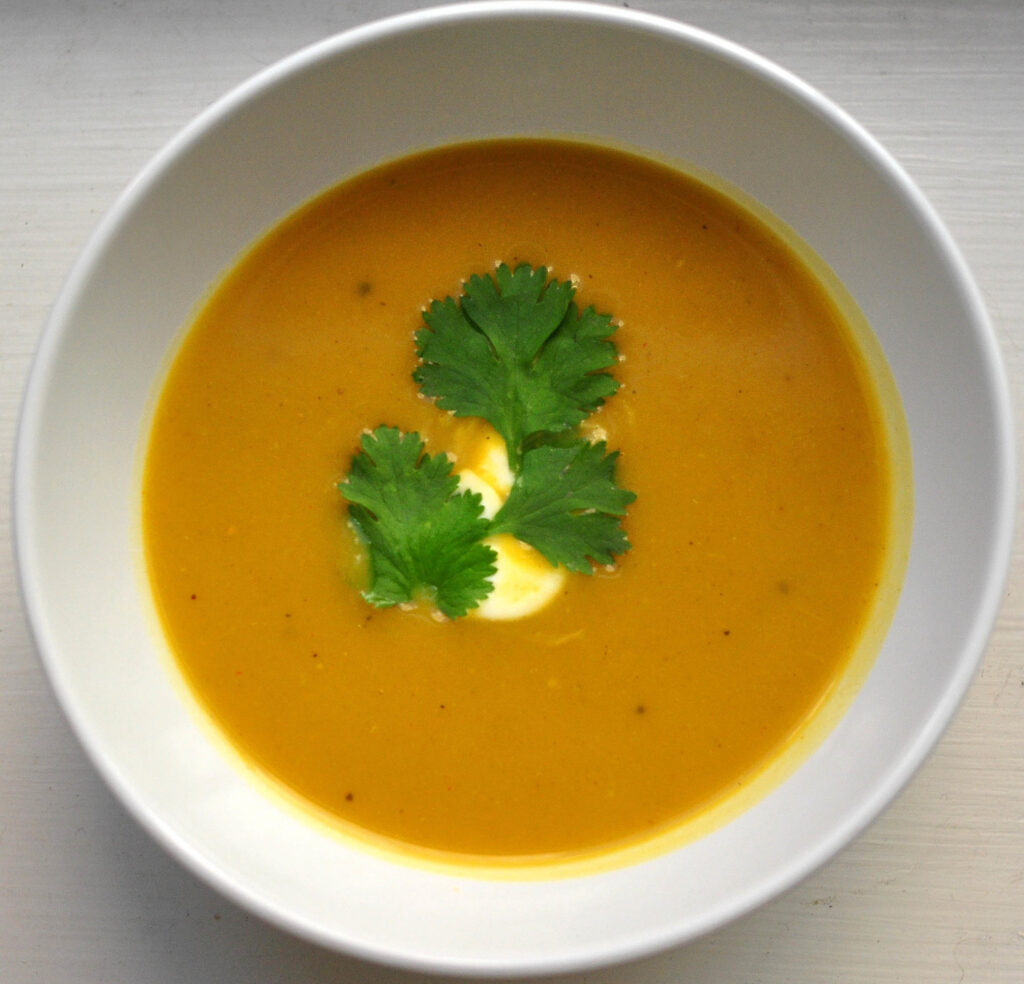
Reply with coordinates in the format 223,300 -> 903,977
414,263 -> 620,471
339,264 -> 636,619
340,427 -> 497,618
490,439 -> 635,574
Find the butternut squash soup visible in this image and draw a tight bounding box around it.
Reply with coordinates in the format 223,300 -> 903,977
142,139 -> 905,863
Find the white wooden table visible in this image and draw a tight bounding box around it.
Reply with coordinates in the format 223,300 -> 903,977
2,2 -> 1021,981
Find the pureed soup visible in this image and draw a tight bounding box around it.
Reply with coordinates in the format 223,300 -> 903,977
142,139 -> 908,865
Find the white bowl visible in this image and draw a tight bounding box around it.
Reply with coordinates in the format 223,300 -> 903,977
13,1 -> 1014,975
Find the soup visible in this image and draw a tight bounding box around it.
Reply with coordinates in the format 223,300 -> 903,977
142,139 -> 904,862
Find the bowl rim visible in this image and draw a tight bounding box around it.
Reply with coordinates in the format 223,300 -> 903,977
13,0 -> 1016,975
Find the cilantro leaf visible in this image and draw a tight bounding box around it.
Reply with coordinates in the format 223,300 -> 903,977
339,426 -> 497,618
339,265 -> 637,620
489,439 -> 636,574
414,264 -> 621,469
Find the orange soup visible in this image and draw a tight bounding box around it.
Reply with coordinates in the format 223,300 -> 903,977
142,140 -> 904,862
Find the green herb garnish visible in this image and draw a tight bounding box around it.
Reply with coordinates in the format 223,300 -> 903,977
489,439 -> 634,574
340,426 -> 498,618
339,263 -> 636,618
414,263 -> 620,471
